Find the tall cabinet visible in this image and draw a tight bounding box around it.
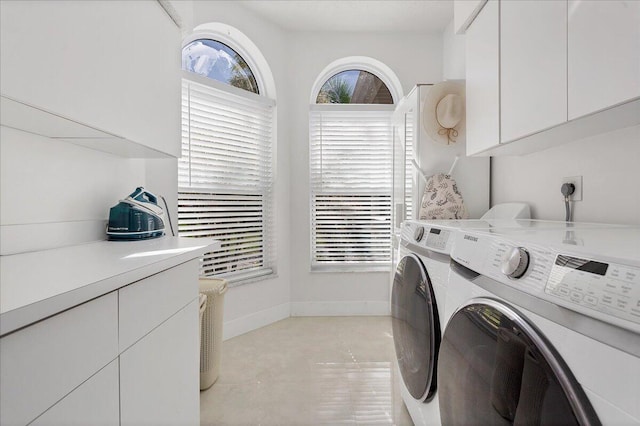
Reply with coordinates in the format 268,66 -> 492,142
391,85 -> 490,226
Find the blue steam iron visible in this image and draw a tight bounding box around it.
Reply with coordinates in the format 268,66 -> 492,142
106,187 -> 166,241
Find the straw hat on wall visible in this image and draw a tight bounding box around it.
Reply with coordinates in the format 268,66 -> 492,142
422,81 -> 465,145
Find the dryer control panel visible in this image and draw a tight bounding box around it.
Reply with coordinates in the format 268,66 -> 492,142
425,228 -> 451,251
546,255 -> 640,327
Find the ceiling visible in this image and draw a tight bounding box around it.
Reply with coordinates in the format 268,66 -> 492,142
238,1 -> 454,33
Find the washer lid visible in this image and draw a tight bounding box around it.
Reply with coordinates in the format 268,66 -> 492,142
391,254 -> 441,401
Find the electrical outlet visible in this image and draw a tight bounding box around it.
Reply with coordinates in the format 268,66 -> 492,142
561,176 -> 583,201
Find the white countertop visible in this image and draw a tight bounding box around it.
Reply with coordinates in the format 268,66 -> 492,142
0,236 -> 219,336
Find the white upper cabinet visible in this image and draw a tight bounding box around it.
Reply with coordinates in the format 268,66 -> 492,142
568,0 -> 640,119
465,0 -> 500,155
463,0 -> 640,156
454,0 -> 488,34
500,0 -> 567,143
0,1 -> 181,158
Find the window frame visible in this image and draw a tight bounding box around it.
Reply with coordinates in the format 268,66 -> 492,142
180,28 -> 277,286
309,103 -> 395,273
182,38 -> 260,94
309,58 -> 400,273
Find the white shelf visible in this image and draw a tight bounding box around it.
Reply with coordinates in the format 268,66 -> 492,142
0,236 -> 220,335
0,95 -> 174,158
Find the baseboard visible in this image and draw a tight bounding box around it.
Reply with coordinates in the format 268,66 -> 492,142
223,302 -> 290,341
290,301 -> 390,317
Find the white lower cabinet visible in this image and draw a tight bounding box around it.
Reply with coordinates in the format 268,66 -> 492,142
0,293 -> 118,426
0,260 -> 201,425
32,361 -> 120,426
120,299 -> 200,426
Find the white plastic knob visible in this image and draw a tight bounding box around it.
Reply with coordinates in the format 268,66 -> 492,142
501,247 -> 530,279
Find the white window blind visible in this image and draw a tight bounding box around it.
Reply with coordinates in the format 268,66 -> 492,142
179,78 -> 275,282
310,105 -> 394,269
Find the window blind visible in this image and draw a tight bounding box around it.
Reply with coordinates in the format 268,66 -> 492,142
179,78 -> 275,282
310,105 -> 394,269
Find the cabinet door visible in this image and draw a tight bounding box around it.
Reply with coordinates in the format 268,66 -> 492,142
0,1 -> 181,157
465,0 -> 500,155
120,299 -> 200,426
500,0 -> 567,142
31,360 -> 119,426
119,259 -> 199,352
0,293 -> 118,425
568,0 -> 640,119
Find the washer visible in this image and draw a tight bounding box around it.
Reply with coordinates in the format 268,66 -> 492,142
440,225 -> 640,425
391,219 -> 545,425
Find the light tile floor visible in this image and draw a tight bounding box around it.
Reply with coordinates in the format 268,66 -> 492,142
200,316 -> 413,425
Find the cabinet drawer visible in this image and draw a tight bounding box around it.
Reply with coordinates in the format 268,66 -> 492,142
119,260 -> 198,352
0,292 -> 118,426
31,359 -> 119,426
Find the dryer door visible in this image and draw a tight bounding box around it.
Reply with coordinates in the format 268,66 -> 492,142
391,254 -> 441,402
438,298 -> 600,425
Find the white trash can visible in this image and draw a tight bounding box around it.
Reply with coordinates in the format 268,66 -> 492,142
198,293 -> 207,343
198,278 -> 228,390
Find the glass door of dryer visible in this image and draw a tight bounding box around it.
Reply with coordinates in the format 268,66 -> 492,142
438,298 -> 600,425
391,254 -> 441,402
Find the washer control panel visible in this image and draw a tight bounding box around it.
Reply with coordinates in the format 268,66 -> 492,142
425,228 -> 451,251
453,230 -> 640,333
546,255 -> 640,326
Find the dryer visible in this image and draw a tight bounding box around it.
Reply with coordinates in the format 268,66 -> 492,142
392,221 -> 449,425
392,219 -> 535,425
441,225 -> 640,424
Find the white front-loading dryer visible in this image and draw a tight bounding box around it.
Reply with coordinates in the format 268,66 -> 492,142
392,221 -> 452,426
440,225 -> 640,425
392,219 -> 510,425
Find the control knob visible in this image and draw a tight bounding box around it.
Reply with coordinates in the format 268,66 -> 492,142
501,247 -> 530,279
414,226 -> 425,242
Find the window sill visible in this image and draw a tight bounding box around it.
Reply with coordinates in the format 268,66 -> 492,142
310,264 -> 391,274
209,268 -> 277,287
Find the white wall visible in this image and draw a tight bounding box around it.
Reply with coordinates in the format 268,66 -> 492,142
191,1 -> 292,338
0,126 -> 146,254
492,125 -> 640,225
288,32 -> 443,315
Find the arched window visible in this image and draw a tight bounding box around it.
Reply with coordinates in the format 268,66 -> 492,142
179,25 -> 276,284
309,58 -> 402,270
182,39 -> 259,94
316,70 -> 393,104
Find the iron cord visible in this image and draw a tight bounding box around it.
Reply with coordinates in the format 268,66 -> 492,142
161,195 -> 175,236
